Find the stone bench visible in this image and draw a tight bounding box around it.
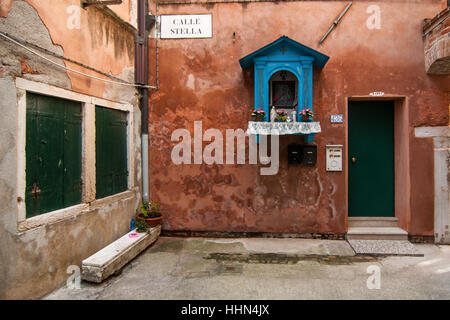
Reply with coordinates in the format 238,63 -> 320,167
81,225 -> 161,283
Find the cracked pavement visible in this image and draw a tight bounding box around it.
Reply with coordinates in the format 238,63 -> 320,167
44,237 -> 450,300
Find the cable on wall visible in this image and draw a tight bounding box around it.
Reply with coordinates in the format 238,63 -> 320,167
0,31 -> 156,89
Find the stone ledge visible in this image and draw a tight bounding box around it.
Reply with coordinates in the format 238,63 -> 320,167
82,225 -> 161,283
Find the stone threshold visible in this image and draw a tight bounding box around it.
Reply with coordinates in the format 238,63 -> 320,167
347,227 -> 408,241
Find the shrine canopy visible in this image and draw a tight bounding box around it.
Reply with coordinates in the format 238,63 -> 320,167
239,36 -> 329,70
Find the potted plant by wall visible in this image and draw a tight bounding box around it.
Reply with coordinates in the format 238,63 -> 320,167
275,110 -> 288,122
251,108 -> 266,121
136,202 -> 162,228
299,108 -> 313,122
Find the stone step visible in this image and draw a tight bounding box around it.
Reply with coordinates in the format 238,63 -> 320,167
348,217 -> 399,228
346,227 -> 408,240
82,225 -> 161,283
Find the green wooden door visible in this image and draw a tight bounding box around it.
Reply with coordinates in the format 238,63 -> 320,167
348,101 -> 394,217
26,93 -> 82,218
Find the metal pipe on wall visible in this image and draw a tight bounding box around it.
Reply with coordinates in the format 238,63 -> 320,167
319,2 -> 352,44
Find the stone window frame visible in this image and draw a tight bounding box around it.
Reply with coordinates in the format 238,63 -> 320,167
15,78 -> 136,232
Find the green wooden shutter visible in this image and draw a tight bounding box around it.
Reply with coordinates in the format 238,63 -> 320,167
95,106 -> 128,199
63,100 -> 83,208
26,93 -> 81,218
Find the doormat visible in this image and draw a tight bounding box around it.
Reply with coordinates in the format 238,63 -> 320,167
347,240 -> 423,256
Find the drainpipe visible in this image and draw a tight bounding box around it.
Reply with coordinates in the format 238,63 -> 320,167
136,0 -> 149,202
141,89 -> 149,203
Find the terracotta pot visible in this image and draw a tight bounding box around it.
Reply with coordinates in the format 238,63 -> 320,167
302,116 -> 312,122
253,117 -> 264,121
137,214 -> 162,228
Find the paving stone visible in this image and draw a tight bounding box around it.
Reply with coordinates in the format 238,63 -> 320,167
347,239 -> 423,256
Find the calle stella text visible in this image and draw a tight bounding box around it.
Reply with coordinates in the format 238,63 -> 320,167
170,17 -> 203,35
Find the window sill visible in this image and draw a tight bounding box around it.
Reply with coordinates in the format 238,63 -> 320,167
17,189 -> 138,233
89,189 -> 137,211
18,203 -> 89,232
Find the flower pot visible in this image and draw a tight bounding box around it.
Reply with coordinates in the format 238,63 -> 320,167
301,116 -> 312,122
253,117 -> 264,121
137,213 -> 162,228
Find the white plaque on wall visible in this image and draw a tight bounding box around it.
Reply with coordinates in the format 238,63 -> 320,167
330,114 -> 343,124
160,14 -> 212,39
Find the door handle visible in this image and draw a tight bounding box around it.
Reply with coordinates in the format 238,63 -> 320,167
351,157 -> 356,163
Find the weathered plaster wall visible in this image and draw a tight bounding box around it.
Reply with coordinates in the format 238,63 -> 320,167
148,1 -> 449,236
110,0 -> 138,29
23,0 -> 137,100
0,1 -> 141,299
0,1 -> 71,88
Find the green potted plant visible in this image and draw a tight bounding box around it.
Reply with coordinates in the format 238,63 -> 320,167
135,219 -> 149,233
251,108 -> 266,121
136,201 -> 162,229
